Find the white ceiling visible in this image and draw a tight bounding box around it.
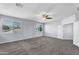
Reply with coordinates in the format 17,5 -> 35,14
0,3 -> 76,23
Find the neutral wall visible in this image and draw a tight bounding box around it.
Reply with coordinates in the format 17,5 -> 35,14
73,21 -> 79,47
57,25 -> 63,39
73,10 -> 79,47
0,15 -> 43,44
44,22 -> 59,38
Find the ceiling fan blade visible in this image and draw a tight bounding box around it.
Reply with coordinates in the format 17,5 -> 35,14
46,17 -> 52,19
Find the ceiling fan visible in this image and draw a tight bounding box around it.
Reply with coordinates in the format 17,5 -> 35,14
42,14 -> 52,20
36,11 -> 53,21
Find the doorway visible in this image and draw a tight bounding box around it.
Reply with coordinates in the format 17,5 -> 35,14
63,23 -> 73,40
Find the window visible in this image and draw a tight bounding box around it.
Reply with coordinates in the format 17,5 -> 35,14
2,17 -> 21,32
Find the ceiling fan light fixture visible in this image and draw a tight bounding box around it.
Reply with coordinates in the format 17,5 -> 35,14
42,14 -> 52,21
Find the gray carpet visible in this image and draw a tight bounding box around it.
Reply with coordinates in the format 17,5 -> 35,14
0,36 -> 79,55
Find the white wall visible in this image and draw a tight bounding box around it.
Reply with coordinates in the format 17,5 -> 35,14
73,21 -> 79,47
57,25 -> 63,39
73,8 -> 79,47
44,22 -> 59,38
0,15 -> 43,44
62,15 -> 75,24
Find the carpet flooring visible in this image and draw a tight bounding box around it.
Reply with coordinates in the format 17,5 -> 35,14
0,36 -> 79,55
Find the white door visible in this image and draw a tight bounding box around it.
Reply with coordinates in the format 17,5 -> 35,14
63,23 -> 73,40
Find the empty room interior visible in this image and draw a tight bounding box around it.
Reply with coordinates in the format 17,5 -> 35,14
0,3 -> 79,55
